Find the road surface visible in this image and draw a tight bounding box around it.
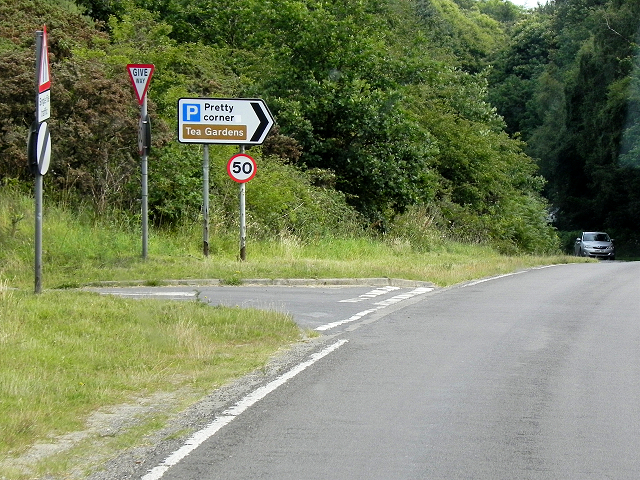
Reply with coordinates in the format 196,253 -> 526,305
91,282 -> 435,332
95,262 -> 640,479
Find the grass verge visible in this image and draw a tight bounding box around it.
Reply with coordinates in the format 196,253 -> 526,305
0,288 -> 300,479
4,232 -> 583,290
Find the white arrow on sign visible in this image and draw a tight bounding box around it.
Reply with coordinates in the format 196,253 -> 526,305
127,64 -> 154,105
177,98 -> 274,145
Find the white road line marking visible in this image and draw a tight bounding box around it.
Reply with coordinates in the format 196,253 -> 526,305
315,309 -> 378,331
374,287 -> 434,307
141,339 -> 349,480
461,265 -> 562,287
339,286 -> 400,302
316,287 -> 433,331
461,272 -> 524,287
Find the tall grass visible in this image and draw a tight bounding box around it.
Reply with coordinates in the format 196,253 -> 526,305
0,188 -> 579,289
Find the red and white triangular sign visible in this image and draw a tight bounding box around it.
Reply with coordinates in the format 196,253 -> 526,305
127,64 -> 154,105
38,25 -> 51,93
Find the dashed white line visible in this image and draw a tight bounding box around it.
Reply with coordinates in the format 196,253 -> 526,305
339,286 -> 400,303
374,287 -> 433,307
141,339 -> 349,480
316,287 -> 434,331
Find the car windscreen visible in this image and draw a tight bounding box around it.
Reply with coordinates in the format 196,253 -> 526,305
584,233 -> 610,242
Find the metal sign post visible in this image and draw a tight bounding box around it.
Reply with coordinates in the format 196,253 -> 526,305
203,145 -> 210,256
240,180 -> 246,261
226,149 -> 257,261
141,94 -> 149,259
31,26 -> 51,294
127,64 -> 154,259
34,173 -> 43,293
239,146 -> 247,261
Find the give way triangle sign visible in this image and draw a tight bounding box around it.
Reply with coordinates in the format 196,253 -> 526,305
127,64 -> 154,105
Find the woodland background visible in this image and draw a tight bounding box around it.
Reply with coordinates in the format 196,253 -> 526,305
2,0 -> 640,255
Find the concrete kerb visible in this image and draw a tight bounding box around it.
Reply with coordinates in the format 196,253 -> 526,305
85,278 -> 436,288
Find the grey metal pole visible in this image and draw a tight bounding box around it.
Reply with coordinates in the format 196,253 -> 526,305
34,174 -> 43,294
239,145 -> 246,261
34,30 -> 43,294
203,144 -> 210,256
141,95 -> 148,259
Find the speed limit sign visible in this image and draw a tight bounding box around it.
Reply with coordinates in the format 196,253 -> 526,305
227,153 -> 257,183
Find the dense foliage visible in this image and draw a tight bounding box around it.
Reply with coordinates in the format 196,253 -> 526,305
1,0 -> 566,254
488,0 -> 640,250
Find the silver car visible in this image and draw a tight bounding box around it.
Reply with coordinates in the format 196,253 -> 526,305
574,232 -> 615,260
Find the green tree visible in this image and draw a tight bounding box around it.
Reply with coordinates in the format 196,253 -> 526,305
489,0 -> 640,241
487,11 -> 556,136
0,0 -> 561,253
0,0 -> 142,213
406,65 -> 556,251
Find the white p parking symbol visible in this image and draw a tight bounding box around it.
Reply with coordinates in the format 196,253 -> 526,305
183,104 -> 200,122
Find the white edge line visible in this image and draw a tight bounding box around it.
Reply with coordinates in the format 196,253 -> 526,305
461,264 -> 563,288
462,272 -> 522,287
141,339 -> 349,480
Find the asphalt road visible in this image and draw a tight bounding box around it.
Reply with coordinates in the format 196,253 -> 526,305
96,262 -> 640,479
91,282 -> 435,332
